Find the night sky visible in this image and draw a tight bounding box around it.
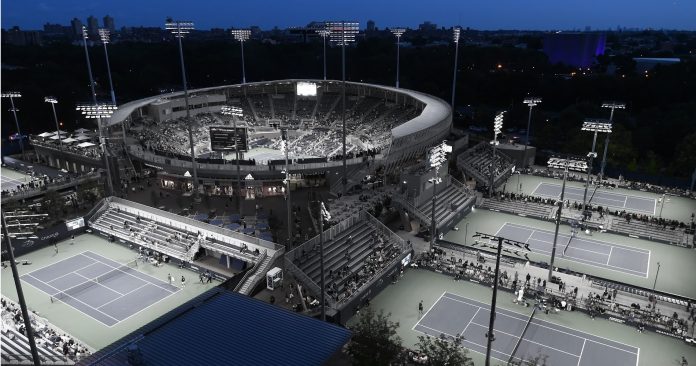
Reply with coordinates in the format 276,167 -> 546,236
2,0 -> 695,31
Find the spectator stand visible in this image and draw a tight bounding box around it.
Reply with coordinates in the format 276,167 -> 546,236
457,141 -> 516,192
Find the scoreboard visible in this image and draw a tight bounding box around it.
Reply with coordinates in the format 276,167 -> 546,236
209,126 -> 248,152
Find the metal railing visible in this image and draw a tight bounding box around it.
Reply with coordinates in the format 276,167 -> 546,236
234,249 -> 267,293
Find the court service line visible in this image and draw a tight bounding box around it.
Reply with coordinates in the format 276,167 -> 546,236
468,322 -> 581,358
530,245 -> 647,276
45,261 -> 100,285
577,339 -> 586,366
412,292 -> 446,331
459,308 -> 481,337
85,253 -> 177,294
97,282 -> 150,310
73,271 -> 125,296
21,251 -> 93,277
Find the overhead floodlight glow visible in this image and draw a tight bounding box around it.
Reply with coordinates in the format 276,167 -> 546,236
44,97 -> 58,104
316,29 -> 331,37
547,157 -> 588,172
220,105 -> 244,116
165,20 -> 194,38
76,102 -> 118,118
453,27 -> 461,43
296,82 -> 317,96
82,25 -> 89,40
582,119 -> 612,133
602,101 -> 626,109
98,28 -> 110,43
492,111 -> 505,140
390,28 -> 406,38
1,92 -> 21,98
230,29 -> 251,42
523,97 -> 542,106
326,21 -> 359,45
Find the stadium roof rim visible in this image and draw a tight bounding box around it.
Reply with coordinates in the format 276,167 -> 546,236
107,79 -> 451,140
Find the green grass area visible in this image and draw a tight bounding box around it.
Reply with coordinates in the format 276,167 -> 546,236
1,234 -> 217,350
353,268 -> 696,366
443,209 -> 696,299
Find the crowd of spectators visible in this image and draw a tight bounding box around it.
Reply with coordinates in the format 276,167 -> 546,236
1,297 -> 91,361
1,170 -> 88,198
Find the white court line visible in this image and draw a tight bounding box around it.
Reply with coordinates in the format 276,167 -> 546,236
83,252 -> 177,294
73,272 -> 125,296
412,292 -> 446,331
606,247 -> 613,265
97,282 -> 149,309
22,273 -> 120,324
45,261 -> 100,285
577,339 -> 587,366
440,293 -> 640,355
529,245 -> 648,277
623,195 -> 628,208
536,183 -> 655,214
21,251 -> 92,277
528,234 -> 610,258
459,308 -> 481,337
531,182 -> 543,196
504,222 -> 651,255
468,322 -> 581,358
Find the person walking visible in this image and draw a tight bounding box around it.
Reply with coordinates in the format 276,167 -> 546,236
418,300 -> 424,318
181,275 -> 186,288
199,272 -> 204,284
167,273 -> 173,285
206,270 -> 212,283
70,235 -> 75,245
525,273 -> 531,284
53,242 -> 58,254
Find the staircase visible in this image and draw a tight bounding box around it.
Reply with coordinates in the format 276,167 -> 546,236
236,249 -> 279,295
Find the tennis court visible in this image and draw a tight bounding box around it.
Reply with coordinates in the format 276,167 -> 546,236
495,222 -> 650,278
20,251 -> 180,327
532,182 -> 656,215
1,167 -> 30,191
413,292 -> 640,366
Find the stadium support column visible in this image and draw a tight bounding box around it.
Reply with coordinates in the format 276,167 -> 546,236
1,211 -> 41,366
484,236 -> 504,366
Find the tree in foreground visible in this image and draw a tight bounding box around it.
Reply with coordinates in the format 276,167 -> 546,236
346,308 -> 403,366
414,334 -> 474,366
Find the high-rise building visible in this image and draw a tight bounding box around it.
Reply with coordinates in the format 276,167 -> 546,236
70,18 -> 83,39
366,20 -> 376,32
103,15 -> 115,32
87,15 -> 99,40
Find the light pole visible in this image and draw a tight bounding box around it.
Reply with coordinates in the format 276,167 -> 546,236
451,27 -> 461,111
546,156 -> 589,283
658,194 -> 668,218
580,119 -> 612,219
98,29 -> 117,105
652,261 -> 661,306
428,141 -> 452,251
464,222 -> 469,246
391,28 -> 406,88
77,102 -> 117,195
1,211 -> 41,366
489,111 -> 505,197
316,28 -> 331,80
1,92 -> 27,161
522,97 -> 541,167
599,101 -> 625,181
318,201 -> 331,321
327,21 -> 359,196
220,106 -> 244,214
280,128 -> 292,247
165,19 -> 200,202
44,97 -> 63,152
230,29 -> 251,84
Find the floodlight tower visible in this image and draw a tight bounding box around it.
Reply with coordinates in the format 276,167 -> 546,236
451,27 -> 461,110
280,128 -> 293,247
599,101 -> 625,180
489,111 -> 505,197
165,19 -> 200,201
77,102 -> 118,195
428,141 -> 452,251
580,119 -> 612,218
315,28 -> 331,80
220,106 -> 244,213
98,29 -> 117,105
81,26 -> 98,103
1,92 -> 26,161
546,156 -> 589,282
390,28 -> 406,88
44,97 -> 63,152
230,29 -> 251,84
327,21 -> 359,196
522,97 -> 542,166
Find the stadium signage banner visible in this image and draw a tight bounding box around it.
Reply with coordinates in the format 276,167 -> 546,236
209,126 -> 248,152
1,220 -> 87,259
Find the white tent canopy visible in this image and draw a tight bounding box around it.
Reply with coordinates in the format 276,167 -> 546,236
61,137 -> 78,143
74,135 -> 92,141
76,142 -> 96,148
37,132 -> 53,138
74,128 -> 90,133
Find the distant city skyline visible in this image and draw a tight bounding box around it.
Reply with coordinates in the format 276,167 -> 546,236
2,0 -> 696,31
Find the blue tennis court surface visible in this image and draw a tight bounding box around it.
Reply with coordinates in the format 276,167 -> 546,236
414,292 -> 640,366
495,222 -> 650,278
532,182 -> 656,215
20,251 -> 180,326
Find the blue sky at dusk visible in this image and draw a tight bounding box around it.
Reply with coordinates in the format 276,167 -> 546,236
2,0 -> 695,31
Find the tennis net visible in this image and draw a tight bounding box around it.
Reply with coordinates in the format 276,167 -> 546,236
51,260 -> 137,303
507,306 -> 537,364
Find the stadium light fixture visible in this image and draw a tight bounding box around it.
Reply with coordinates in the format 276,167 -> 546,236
451,27 -> 461,111
522,96 -> 542,167
221,105 -> 245,213
428,141 -> 452,251
44,97 -> 64,152
579,118 -> 612,218
546,155 -> 588,283
488,111 -> 505,197
1,92 -> 26,160
598,101 -> 625,180
391,28 -> 406,88
97,29 -> 117,105
166,19 -> 200,202
77,102 -> 117,195
326,21 -> 359,195
316,28 -> 331,80
230,29 -> 252,84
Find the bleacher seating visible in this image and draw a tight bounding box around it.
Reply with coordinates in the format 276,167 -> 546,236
417,183 -> 472,225
457,142 -> 516,190
480,198 -> 553,219
610,218 -> 688,246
